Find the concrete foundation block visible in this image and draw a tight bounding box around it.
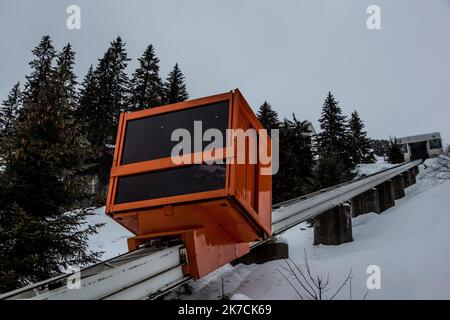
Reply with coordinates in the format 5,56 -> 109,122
408,168 -> 417,185
314,203 -> 353,246
392,174 -> 405,200
402,171 -> 411,188
351,188 -> 380,217
376,180 -> 395,212
231,238 -> 289,266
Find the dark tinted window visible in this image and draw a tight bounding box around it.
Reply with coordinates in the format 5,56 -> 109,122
429,139 -> 442,149
121,101 -> 229,165
115,164 -> 226,204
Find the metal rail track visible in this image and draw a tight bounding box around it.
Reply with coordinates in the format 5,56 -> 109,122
272,159 -> 421,234
0,160 -> 421,300
0,245 -> 189,300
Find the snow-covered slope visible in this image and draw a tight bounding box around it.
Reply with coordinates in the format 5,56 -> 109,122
86,160 -> 450,299
86,207 -> 132,261
181,164 -> 450,300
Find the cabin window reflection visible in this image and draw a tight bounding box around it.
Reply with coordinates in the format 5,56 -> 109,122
121,101 -> 229,165
115,163 -> 226,204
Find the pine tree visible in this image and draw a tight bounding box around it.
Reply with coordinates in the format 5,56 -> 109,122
274,118 -> 293,203
291,115 -> 315,191
348,111 -> 375,164
77,65 -> 100,146
256,102 -> 315,203
313,151 -> 347,188
315,92 -> 353,187
164,63 -> 189,104
22,35 -> 55,108
94,36 -> 130,143
313,93 -> 354,246
276,115 -> 315,202
0,37 -> 101,292
128,44 -> 164,111
0,82 -> 21,139
54,43 -> 78,110
257,101 -> 283,202
76,36 -> 130,204
316,92 -> 348,155
387,137 -> 404,164
76,65 -> 109,204
371,138 -> 390,159
257,101 -> 281,134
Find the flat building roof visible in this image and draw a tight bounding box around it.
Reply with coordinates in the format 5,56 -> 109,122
397,132 -> 441,145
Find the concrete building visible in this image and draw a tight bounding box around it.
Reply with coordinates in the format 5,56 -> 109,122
397,132 -> 443,162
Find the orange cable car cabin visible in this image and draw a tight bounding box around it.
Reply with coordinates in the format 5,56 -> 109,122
105,89 -> 272,279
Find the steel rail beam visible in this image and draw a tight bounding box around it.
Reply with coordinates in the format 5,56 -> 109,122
272,160 -> 421,234
0,245 -> 186,300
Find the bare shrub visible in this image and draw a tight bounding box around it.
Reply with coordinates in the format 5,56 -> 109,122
277,249 -> 368,300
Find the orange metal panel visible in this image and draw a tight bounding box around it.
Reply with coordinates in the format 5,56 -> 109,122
106,112 -> 126,214
200,199 -> 260,243
124,92 -> 233,122
229,90 -> 272,237
112,211 -> 139,235
228,91 -> 238,198
225,93 -> 234,195
181,229 -> 250,279
110,149 -> 230,178
109,189 -> 228,213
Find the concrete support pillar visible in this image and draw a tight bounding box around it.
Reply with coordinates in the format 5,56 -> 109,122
408,168 -> 417,185
351,188 -> 380,217
402,171 -> 411,188
376,179 -> 395,212
391,175 -> 405,200
231,238 -> 289,266
314,203 -> 353,245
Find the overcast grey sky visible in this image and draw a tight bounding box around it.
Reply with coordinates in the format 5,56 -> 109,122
1,0 -> 449,142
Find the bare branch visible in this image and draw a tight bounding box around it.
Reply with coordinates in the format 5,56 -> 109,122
278,251 -> 359,300
362,290 -> 369,300
330,268 -> 353,300
285,260 -> 317,299
277,269 -> 304,300
290,259 -> 318,299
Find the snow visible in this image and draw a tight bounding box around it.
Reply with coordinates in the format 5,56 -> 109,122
424,153 -> 450,180
86,207 -> 132,261
230,293 -> 251,300
180,162 -> 450,300
86,157 -> 450,299
353,156 -> 396,178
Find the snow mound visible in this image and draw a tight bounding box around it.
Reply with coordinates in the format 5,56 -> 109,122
231,293 -> 251,300
423,154 -> 450,180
